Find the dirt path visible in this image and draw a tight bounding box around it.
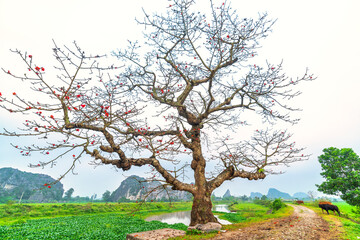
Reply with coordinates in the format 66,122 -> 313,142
211,204 -> 341,240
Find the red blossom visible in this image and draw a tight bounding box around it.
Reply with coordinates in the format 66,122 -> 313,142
46,152 -> 49,154
41,67 -> 45,71
48,185 -> 51,188
35,66 -> 40,71
73,155 -> 75,157
29,55 -> 32,58
13,92 -> 16,95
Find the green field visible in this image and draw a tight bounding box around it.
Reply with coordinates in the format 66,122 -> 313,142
3,200 -> 358,240
305,201 -> 360,239
0,213 -> 187,240
0,201 -> 192,225
0,200 -> 290,239
215,202 -> 292,227
0,202 -> 191,239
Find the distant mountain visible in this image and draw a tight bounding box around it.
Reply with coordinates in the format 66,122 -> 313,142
267,188 -> 292,199
0,167 -> 64,203
223,189 -> 232,198
110,175 -> 191,201
293,192 -> 310,200
250,192 -> 263,199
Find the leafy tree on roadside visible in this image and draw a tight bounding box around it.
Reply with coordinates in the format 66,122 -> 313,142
316,147 -> 360,206
0,0 -> 313,225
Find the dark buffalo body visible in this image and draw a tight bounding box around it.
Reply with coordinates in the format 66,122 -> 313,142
318,203 -> 340,216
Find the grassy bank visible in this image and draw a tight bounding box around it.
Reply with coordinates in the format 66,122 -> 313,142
170,201 -> 293,240
216,202 -> 293,230
305,201 -> 360,239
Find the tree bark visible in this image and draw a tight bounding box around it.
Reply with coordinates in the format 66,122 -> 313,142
190,191 -> 218,226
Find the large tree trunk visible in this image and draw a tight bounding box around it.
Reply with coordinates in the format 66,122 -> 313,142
190,191 -> 219,226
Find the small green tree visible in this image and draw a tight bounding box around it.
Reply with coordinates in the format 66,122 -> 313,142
261,195 -> 268,200
64,188 -> 74,201
316,147 -> 360,206
102,190 -> 112,202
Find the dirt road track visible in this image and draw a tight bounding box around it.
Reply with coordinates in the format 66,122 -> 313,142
211,204 -> 342,240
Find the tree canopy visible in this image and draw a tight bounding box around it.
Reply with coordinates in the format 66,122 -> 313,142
317,147 -> 360,206
0,0 -> 312,225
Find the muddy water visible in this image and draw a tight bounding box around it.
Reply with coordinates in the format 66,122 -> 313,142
145,205 -> 232,225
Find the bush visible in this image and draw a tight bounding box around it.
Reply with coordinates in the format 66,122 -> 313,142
272,198 -> 285,211
253,199 -> 272,207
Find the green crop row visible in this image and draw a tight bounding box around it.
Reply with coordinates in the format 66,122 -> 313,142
0,213 -> 187,240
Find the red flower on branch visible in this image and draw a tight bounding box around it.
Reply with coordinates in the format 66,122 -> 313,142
29,55 -> 32,58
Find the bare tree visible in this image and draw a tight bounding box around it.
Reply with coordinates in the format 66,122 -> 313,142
307,190 -> 317,201
0,0 -> 313,225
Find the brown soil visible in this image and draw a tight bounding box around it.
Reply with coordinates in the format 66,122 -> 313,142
211,204 -> 343,240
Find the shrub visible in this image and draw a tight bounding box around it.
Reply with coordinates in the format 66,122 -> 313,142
253,199 -> 272,207
272,198 -> 285,211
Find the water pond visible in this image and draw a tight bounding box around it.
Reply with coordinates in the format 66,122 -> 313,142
145,204 -> 232,225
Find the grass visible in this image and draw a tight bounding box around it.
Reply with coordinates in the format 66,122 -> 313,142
216,202 -> 293,227
304,201 -> 360,239
0,201 -> 192,225
171,201 -> 294,240
0,201 -> 315,240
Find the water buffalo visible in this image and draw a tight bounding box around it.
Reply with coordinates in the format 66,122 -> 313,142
318,203 -> 340,216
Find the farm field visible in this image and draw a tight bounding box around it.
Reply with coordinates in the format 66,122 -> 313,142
2,200 -> 359,239
0,202 -> 191,239
0,200 -> 289,239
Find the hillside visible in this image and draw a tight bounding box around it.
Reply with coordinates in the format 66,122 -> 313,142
267,188 -> 292,199
110,175 -> 191,201
0,167 -> 64,203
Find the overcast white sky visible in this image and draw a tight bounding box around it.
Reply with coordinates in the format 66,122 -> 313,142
0,0 -> 360,199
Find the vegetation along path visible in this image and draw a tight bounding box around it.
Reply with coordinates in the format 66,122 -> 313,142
211,204 -> 342,240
